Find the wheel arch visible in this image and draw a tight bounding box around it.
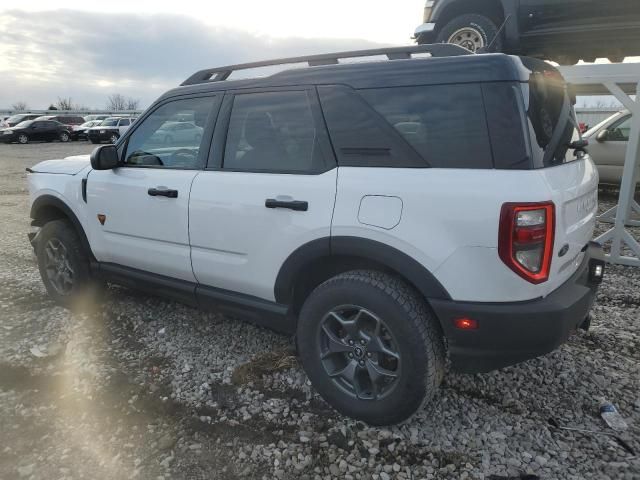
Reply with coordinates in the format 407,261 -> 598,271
434,0 -> 506,27
275,236 -> 451,317
30,195 -> 95,261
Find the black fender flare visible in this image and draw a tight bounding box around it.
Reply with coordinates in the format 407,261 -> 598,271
274,236 -> 451,304
30,194 -> 95,260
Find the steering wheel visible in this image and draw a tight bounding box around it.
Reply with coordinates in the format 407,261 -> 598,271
170,148 -> 198,166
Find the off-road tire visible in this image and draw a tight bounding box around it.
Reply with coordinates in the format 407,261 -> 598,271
35,220 -> 102,310
297,270 -> 445,425
436,14 -> 502,53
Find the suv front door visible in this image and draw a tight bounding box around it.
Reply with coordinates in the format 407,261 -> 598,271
86,95 -> 220,282
189,88 -> 337,303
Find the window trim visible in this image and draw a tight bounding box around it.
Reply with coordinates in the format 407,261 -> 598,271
207,86 -> 337,175
119,93 -> 222,171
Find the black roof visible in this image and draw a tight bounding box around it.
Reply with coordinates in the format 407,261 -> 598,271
161,51 -> 533,103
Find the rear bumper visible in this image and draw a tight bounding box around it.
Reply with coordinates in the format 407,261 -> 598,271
430,243 -> 605,373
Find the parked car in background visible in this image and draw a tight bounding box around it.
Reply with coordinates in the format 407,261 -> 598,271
414,0 -> 640,64
84,114 -> 111,123
5,113 -> 41,127
87,117 -> 134,144
35,115 -> 86,127
71,120 -> 101,141
583,111 -> 632,185
2,120 -> 71,144
150,121 -> 204,145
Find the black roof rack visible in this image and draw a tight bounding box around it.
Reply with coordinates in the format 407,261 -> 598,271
181,44 -> 472,86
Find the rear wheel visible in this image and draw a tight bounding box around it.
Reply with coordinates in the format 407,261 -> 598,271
18,134 -> 29,144
436,14 -> 502,53
35,220 -> 102,310
109,133 -> 119,144
297,270 -> 445,426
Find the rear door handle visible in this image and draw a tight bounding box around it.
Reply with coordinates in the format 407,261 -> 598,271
148,187 -> 178,198
265,198 -> 308,211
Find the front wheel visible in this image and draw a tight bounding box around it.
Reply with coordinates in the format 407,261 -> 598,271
297,270 -> 445,426
35,220 -> 101,309
109,133 -> 119,144
436,14 -> 502,53
59,131 -> 70,142
18,134 -> 29,144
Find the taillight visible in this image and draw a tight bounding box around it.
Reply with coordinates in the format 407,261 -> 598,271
498,202 -> 555,284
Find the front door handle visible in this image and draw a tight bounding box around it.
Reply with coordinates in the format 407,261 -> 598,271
265,198 -> 308,211
148,187 -> 178,198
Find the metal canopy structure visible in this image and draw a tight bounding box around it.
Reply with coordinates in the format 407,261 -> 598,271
560,63 -> 640,267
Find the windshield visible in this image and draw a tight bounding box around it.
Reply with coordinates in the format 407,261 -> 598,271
583,112 -> 626,137
15,120 -> 33,128
7,115 -> 26,124
101,119 -> 119,126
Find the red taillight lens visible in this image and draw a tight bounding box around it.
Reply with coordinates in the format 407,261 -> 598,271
498,202 -> 555,284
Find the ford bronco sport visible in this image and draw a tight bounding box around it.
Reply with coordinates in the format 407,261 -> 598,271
27,45 -> 605,425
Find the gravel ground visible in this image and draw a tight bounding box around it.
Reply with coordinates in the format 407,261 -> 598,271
0,142 -> 639,480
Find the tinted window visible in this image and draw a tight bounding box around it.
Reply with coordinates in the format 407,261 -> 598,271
318,86 -> 425,168
119,119 -> 130,126
124,96 -> 215,169
223,91 -> 325,173
359,84 -> 493,169
482,83 -> 531,169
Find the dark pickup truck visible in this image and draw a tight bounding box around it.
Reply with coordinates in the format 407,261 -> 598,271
415,0 -> 640,64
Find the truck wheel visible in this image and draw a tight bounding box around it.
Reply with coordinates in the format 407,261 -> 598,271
297,270 -> 445,426
109,134 -> 119,144
18,134 -> 29,144
35,220 -> 101,310
436,14 -> 502,53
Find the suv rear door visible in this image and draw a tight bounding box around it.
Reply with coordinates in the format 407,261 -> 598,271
189,88 -> 337,303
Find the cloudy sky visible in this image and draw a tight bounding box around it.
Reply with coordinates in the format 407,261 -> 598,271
0,1 -> 636,110
0,1 -> 423,109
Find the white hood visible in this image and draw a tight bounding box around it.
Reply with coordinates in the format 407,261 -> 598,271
29,155 -> 90,175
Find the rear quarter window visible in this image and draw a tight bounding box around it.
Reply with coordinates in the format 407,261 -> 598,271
358,84 -> 493,169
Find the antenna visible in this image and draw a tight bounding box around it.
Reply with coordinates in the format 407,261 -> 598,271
480,14 -> 512,54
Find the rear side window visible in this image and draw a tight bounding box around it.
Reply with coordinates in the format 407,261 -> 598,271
318,86 -> 425,168
223,91 -> 326,173
359,84 -> 493,169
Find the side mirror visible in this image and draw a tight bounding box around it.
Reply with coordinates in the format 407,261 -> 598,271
596,130 -> 609,143
90,144 -> 120,170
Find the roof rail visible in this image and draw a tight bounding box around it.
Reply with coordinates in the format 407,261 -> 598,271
180,44 -> 472,86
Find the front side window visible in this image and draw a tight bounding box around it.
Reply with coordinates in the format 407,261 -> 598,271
123,97 -> 215,169
607,116 -> 631,141
223,91 -> 325,173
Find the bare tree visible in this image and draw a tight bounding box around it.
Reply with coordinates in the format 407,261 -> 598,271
126,97 -> 140,110
106,93 -> 127,111
11,101 -> 28,111
56,97 -> 75,110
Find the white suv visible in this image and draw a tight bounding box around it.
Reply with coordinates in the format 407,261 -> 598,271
27,45 -> 605,425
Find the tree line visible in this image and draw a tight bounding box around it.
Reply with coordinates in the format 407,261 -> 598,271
9,94 -> 141,112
